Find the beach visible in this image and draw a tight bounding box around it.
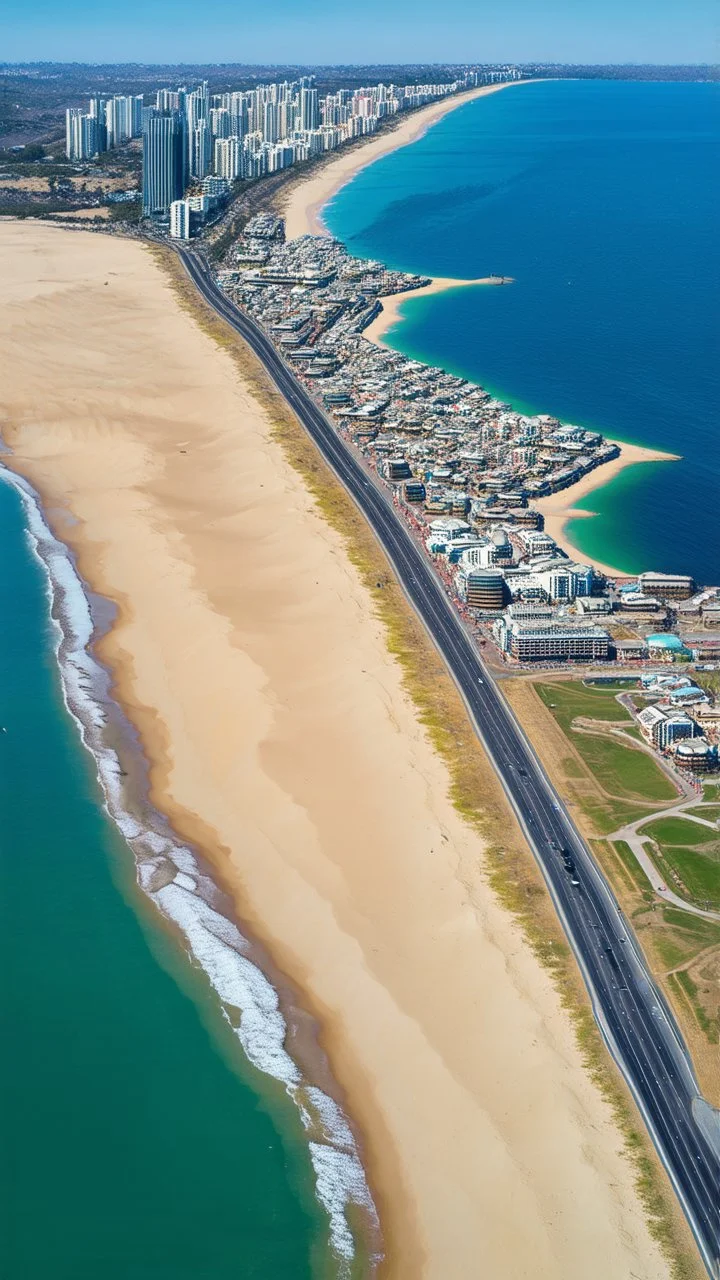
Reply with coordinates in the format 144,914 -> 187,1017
534,441 -> 680,576
0,221 -> 675,1280
362,274 -> 514,345
283,82 -> 519,241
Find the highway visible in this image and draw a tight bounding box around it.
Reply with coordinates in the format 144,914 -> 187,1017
178,246 -> 720,1277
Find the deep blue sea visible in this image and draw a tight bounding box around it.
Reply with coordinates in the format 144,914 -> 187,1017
324,80 -> 720,585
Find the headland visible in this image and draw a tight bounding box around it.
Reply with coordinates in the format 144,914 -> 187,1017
0,219 -> 673,1280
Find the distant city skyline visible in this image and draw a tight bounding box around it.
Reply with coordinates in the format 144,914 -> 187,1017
2,0 -> 717,66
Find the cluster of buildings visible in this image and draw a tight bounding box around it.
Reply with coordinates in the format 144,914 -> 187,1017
66,93 -> 143,160
635,672 -> 719,773
160,69 -> 518,229
62,68 -> 521,225
216,227 -> 719,669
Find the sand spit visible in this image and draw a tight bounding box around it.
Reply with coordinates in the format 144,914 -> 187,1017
283,82 -> 523,241
0,221 -> 673,1280
363,274 -> 514,346
535,441 -> 681,577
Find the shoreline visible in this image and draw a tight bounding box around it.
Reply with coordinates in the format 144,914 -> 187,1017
363,274 -> 515,344
0,459 -> 383,1270
361,284 -> 679,579
283,81 -> 527,241
533,440 -> 681,576
284,74 -> 680,584
0,221 -> 676,1280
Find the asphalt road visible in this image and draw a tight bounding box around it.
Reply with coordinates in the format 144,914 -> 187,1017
178,247 -> 720,1277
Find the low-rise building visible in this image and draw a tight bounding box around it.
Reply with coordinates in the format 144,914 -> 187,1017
493,618 -> 611,662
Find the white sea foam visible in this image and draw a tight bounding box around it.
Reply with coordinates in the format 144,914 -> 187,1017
0,464 -> 380,1272
173,872 -> 197,892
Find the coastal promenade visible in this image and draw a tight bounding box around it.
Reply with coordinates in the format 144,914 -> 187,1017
178,245 -> 720,1279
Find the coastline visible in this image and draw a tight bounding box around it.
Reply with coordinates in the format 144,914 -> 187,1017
283,81 -> 524,241
0,221 -> 676,1280
361,283 -> 679,579
363,274 -> 514,344
534,441 -> 681,577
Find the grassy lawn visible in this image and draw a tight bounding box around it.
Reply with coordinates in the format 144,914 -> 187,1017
582,735 -> 676,802
537,680 -> 633,728
535,682 -> 676,807
686,805 -> 720,823
640,818 -> 720,909
641,817 -> 720,846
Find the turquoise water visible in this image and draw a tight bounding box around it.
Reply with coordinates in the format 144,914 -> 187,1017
0,472 -> 368,1278
324,80 -> 720,584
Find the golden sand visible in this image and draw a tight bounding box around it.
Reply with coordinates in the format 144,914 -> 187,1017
0,221 -> 673,1279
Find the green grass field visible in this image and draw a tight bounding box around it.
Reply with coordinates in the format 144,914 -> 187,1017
686,805 -> 720,823
536,682 -> 677,808
640,817 -> 720,909
537,680 -> 633,728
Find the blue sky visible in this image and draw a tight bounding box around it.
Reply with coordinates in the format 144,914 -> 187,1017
2,0 -> 717,65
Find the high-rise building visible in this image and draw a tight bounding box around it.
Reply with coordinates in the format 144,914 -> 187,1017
65,108 -> 100,160
190,121 -> 212,179
169,198 -> 192,239
298,87 -> 319,132
214,136 -> 244,182
210,107 -> 231,139
142,111 -> 185,217
105,95 -> 140,148
88,96 -> 107,152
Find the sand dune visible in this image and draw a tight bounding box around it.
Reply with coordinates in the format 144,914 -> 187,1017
0,221 -> 673,1279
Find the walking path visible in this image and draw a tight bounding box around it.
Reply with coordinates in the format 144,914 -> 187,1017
609,797 -> 720,922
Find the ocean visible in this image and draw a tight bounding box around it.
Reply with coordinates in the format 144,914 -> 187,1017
324,79 -> 720,586
0,468 -> 376,1278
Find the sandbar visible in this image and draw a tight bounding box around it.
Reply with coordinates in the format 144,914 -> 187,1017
0,221 -> 674,1280
283,82 -> 524,241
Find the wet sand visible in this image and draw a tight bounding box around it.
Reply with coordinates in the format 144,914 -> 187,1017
283,82 -> 522,241
0,221 -> 674,1280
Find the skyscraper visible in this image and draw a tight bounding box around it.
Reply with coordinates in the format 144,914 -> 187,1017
65,108 -> 100,161
299,87 -> 319,132
214,136 -> 244,182
142,111 -> 185,217
190,121 -> 212,179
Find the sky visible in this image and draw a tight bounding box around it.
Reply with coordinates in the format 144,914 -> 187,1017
1,0 -> 718,66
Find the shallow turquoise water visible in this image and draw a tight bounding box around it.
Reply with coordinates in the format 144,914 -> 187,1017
0,474 -> 328,1278
325,80 -> 720,584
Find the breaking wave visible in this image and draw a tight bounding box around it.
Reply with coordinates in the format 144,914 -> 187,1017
0,463 -> 381,1274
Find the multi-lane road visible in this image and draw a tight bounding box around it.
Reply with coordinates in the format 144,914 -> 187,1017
178,247 -> 720,1277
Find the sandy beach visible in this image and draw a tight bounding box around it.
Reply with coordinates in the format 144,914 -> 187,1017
283,82 -> 520,241
363,273 -> 514,345
534,441 -> 680,576
0,222 -> 676,1280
